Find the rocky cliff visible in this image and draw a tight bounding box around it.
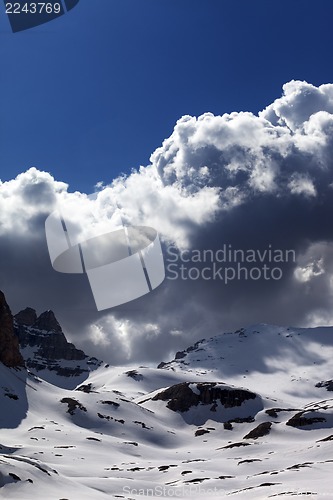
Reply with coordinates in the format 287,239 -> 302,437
14,307 -> 101,385
15,309 -> 86,362
0,291 -> 24,368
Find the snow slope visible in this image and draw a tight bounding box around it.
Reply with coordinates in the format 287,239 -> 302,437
1,324 -> 333,499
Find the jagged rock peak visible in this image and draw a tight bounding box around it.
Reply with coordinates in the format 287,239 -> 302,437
0,291 -> 25,368
15,308 -> 62,333
14,307 -> 37,327
33,310 -> 62,333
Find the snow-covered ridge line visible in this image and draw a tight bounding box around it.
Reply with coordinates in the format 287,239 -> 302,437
1,289 -> 333,498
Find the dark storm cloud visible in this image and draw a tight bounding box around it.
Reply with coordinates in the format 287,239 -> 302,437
2,80 -> 333,365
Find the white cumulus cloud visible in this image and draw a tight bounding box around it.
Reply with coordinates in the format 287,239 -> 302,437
2,80 -> 333,364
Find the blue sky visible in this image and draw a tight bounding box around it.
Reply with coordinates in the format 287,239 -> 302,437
2,1 -> 333,362
1,0 -> 333,193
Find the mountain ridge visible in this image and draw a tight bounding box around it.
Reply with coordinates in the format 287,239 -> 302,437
13,303 -> 102,388
0,292 -> 333,498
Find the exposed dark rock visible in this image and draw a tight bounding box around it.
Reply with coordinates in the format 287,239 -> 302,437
33,310 -> 62,332
266,408 -> 279,418
152,383 -> 198,411
54,446 -> 75,449
9,473 -> 21,481
14,307 -> 101,381
158,465 -> 177,471
100,400 -> 120,408
25,362 -> 90,378
151,382 -> 257,413
186,340 -> 205,353
195,429 -> 210,437
316,380 -> 333,391
243,422 -> 272,439
60,398 -> 87,415
98,413 -> 112,421
14,307 -> 37,327
15,312 -> 85,361
258,483 -> 280,487
4,393 -> 18,400
286,462 -> 313,470
133,420 -> 150,429
238,459 -> 262,464
0,291 -> 24,367
157,340 -> 205,368
76,384 -> 95,393
317,435 -> 333,442
125,370 -> 143,381
220,442 -> 251,449
223,418 -> 253,431
229,416 -> 255,424
184,478 -> 210,484
286,411 -> 326,427
265,407 -> 301,418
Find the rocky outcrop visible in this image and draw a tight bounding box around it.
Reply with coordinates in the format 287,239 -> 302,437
152,382 -> 257,412
315,380 -> 333,391
32,310 -> 62,333
15,309 -> 86,362
60,397 -> 87,415
286,411 -> 326,428
153,383 -> 198,411
14,307 -> 37,327
265,407 -> 300,418
0,291 -> 24,368
14,307 -> 101,383
157,340 -> 205,369
243,422 -> 272,439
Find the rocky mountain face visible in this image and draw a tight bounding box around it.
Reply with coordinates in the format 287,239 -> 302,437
0,291 -> 24,368
13,306 -> 101,386
0,289 -> 101,386
15,308 -> 85,362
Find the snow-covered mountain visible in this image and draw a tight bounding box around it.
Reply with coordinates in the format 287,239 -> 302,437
0,291 -> 333,499
14,307 -> 102,389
